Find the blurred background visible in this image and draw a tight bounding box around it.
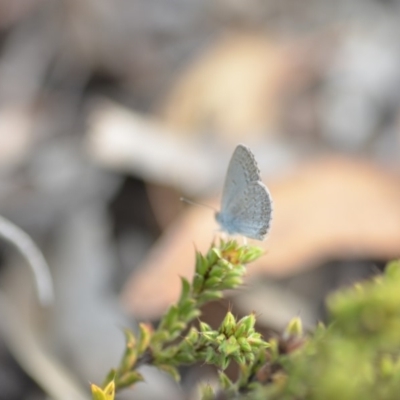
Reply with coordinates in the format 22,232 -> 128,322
0,0 -> 400,399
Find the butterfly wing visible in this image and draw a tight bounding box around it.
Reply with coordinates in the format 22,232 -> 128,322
220,144 -> 262,212
217,144 -> 273,240
219,181 -> 272,240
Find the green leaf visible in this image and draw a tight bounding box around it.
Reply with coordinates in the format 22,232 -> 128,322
137,323 -> 152,355
119,329 -> 138,372
218,371 -> 233,390
205,346 -> 216,363
208,248 -> 221,265
204,276 -> 222,288
245,352 -> 255,363
157,346 -> 179,359
219,336 -> 240,356
241,247 -> 263,263
178,277 -> 192,303
238,337 -> 252,353
151,329 -> 170,344
103,381 -> 115,400
161,306 -> 179,330
193,274 -> 205,292
385,260 -> 400,280
224,240 -> 237,251
235,314 -> 256,337
158,364 -> 181,382
219,277 -> 243,289
218,255 -> 231,266
173,351 -> 196,364
200,384 -> 216,400
225,267 -> 246,279
101,369 -> 116,389
209,265 -> 226,278
185,308 -> 202,322
196,252 -> 209,276
178,298 -> 196,316
91,385 -> 107,400
199,321 -> 213,332
220,355 -> 231,370
202,330 -> 219,342
233,353 -> 247,366
197,291 -> 223,305
115,371 -> 143,389
91,381 -> 115,400
379,354 -> 395,378
169,328 -> 187,341
247,333 -> 268,349
171,321 -> 187,332
186,327 -> 199,345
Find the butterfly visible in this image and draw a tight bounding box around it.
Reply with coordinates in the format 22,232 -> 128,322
215,144 -> 273,241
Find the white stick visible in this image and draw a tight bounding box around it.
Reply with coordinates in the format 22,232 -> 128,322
0,215 -> 54,306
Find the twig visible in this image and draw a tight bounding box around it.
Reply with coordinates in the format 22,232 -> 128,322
0,215 -> 54,306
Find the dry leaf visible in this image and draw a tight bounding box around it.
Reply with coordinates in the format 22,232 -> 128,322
121,156 -> 400,319
158,33 -> 296,142
158,31 -> 338,144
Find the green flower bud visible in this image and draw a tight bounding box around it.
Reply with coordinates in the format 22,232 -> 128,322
238,337 -> 252,353
186,327 -> 199,345
284,317 -> 303,339
200,322 -> 213,332
235,314 -> 256,337
219,335 -> 240,356
221,312 -> 236,337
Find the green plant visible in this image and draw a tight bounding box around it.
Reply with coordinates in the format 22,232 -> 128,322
91,242 -> 400,400
91,240 -> 267,399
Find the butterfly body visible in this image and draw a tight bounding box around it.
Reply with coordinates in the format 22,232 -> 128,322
216,144 -> 272,241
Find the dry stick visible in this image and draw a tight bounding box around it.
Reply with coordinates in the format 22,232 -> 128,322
0,215 -> 54,306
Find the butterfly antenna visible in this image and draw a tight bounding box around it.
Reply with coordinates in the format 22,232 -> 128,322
180,197 -> 217,212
